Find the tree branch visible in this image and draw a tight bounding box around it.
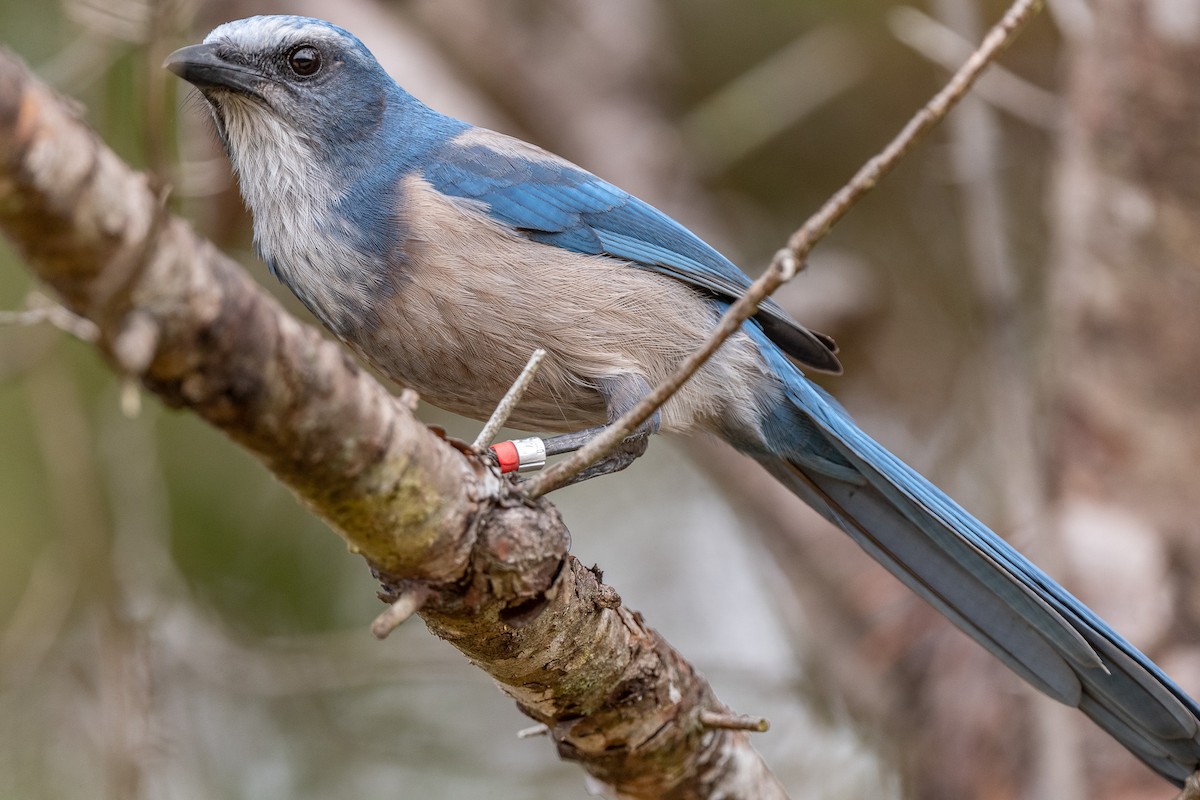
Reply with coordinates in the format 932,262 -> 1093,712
0,48 -> 783,799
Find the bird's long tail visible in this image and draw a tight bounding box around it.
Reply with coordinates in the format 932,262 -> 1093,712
736,334 -> 1200,785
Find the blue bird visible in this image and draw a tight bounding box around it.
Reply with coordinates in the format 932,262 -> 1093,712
166,16 -> 1200,785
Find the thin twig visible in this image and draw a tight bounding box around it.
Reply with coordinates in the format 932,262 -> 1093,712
699,710 -> 770,733
889,6 -> 1058,128
0,303 -> 99,341
472,347 -> 547,450
516,723 -> 550,739
370,587 -> 431,640
524,0 -> 1044,498
0,308 -> 47,325
119,377 -> 142,418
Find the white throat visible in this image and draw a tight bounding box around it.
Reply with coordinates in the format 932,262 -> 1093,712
215,95 -> 381,336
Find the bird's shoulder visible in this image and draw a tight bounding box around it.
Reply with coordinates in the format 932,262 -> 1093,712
417,126 -> 756,293
414,125 -> 842,373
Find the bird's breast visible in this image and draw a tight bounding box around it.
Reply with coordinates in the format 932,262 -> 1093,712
337,175 -> 771,435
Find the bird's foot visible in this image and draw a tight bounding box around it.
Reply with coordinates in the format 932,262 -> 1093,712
489,425 -> 649,485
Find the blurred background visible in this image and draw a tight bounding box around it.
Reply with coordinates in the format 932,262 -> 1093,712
2,0 -> 1199,798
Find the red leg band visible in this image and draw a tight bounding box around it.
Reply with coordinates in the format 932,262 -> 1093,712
490,440 -> 520,474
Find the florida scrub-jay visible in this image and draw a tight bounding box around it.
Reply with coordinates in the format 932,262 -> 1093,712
165,15 -> 1200,785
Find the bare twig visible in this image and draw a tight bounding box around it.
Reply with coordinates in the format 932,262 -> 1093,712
516,723 -> 550,739
0,300 -> 99,341
370,587 -> 431,640
119,378 -> 142,418
699,710 -> 770,733
889,6 -> 1058,128
0,307 -> 49,325
471,347 -> 546,450
525,0 -> 1044,497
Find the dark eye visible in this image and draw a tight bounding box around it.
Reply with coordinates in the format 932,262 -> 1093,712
287,45 -> 321,77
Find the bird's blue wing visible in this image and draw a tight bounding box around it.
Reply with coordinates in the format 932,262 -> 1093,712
421,130 -> 842,373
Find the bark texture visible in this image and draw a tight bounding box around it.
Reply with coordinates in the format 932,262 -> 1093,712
0,48 -> 785,800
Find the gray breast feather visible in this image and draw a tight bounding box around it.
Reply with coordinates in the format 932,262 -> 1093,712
343,175 -> 775,434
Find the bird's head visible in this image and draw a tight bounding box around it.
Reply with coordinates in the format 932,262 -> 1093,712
164,16 -> 446,328
165,16 -> 403,172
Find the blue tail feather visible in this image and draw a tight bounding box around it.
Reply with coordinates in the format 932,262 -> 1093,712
738,324 -> 1200,785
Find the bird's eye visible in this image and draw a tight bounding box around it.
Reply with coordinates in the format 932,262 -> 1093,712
287,45 -> 322,77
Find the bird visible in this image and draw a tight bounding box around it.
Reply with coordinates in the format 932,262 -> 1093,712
165,15 -> 1200,786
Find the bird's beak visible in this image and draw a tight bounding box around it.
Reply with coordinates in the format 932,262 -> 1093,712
164,44 -> 262,97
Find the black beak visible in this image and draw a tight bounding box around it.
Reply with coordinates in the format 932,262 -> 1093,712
164,44 -> 262,97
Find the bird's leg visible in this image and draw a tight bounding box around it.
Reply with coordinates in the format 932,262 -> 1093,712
553,373 -> 659,484
542,425 -> 609,456
489,424 -> 651,479
489,374 -> 659,484
545,425 -> 651,485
